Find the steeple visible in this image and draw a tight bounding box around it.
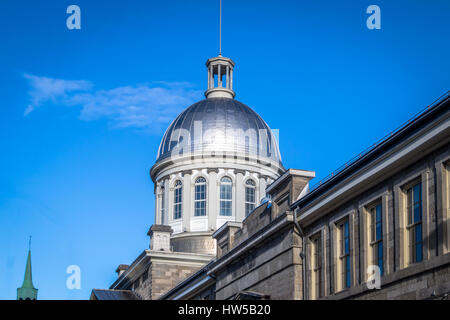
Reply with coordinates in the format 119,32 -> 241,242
17,237 -> 38,300
204,0 -> 235,99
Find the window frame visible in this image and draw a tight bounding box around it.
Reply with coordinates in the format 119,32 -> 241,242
245,179 -> 256,216
310,231 -> 323,299
368,201 -> 383,276
219,176 -> 233,216
173,180 -> 183,220
194,177 -> 207,217
405,181 -> 423,264
337,218 -> 351,290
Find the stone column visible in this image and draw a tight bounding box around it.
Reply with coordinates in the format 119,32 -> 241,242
208,66 -> 211,89
323,226 -> 330,296
235,170 -> 245,222
350,209 -> 359,286
162,178 -> 169,225
230,69 -> 233,90
218,64 -> 222,87
393,185 -> 404,269
382,191 -> 392,275
155,183 -> 160,224
182,172 -> 191,232
208,169 -> 218,230
422,170 -> 431,261
210,65 -> 214,89
226,65 -> 230,89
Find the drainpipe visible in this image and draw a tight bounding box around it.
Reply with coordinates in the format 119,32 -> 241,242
294,206 -> 306,300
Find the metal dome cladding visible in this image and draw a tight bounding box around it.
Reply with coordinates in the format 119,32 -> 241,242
156,98 -> 282,165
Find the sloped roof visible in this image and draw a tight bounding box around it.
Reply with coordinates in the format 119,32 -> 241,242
90,289 -> 141,300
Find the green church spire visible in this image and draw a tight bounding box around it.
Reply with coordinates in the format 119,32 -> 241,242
17,236 -> 38,300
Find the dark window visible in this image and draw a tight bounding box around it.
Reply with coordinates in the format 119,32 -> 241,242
312,234 -> 323,298
339,219 -> 351,289
406,182 -> 423,263
369,202 -> 383,276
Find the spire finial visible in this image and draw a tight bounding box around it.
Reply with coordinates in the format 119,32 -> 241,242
205,0 -> 235,99
17,238 -> 38,300
219,0 -> 222,55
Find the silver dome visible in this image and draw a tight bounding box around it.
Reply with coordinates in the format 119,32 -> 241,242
156,98 -> 282,165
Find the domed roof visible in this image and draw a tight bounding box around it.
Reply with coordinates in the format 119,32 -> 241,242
156,98 -> 282,165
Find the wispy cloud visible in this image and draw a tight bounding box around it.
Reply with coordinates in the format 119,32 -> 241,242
24,73 -> 93,116
23,73 -> 202,131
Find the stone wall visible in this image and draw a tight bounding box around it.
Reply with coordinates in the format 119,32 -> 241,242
151,263 -> 200,300
214,219 -> 303,300
171,234 -> 216,255
135,263 -> 201,300
356,260 -> 450,300
324,253 -> 450,300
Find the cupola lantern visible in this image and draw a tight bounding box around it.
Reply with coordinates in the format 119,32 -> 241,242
205,55 -> 235,99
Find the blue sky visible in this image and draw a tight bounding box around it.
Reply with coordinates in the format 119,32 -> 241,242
0,0 -> 449,300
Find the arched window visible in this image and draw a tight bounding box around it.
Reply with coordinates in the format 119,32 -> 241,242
245,179 -> 256,216
160,186 -> 165,224
173,180 -> 182,219
220,176 -> 233,216
194,177 -> 207,216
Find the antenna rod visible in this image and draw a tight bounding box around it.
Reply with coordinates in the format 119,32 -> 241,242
219,0 -> 222,55
28,235 -> 32,251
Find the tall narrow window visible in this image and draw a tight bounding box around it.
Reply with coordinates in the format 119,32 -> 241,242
311,233 -> 323,299
194,177 -> 207,216
160,186 -> 165,224
338,219 -> 351,289
245,179 -> 256,216
369,202 -> 383,275
173,180 -> 183,220
220,176 -> 232,216
406,182 -> 422,264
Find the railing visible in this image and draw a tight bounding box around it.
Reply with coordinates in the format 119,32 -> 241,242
309,91 -> 450,192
